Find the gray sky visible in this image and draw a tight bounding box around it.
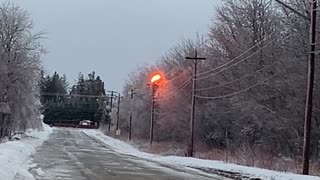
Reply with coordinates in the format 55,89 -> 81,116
13,0 -> 220,91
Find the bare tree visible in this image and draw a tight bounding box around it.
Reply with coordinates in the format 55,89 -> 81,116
0,2 -> 45,138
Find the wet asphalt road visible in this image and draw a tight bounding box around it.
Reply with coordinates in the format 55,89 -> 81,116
21,128 -> 226,180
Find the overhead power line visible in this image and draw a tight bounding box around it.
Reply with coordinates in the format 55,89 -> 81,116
195,37 -> 277,81
165,70 -> 189,84
195,72 -> 278,100
134,93 -> 151,105
41,93 -> 108,98
195,60 -> 279,92
274,0 -> 310,21
159,77 -> 192,98
176,78 -> 192,91
196,31 -> 276,77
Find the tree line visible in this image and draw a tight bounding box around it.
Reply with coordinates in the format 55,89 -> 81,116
40,71 -> 107,125
116,0 -> 320,173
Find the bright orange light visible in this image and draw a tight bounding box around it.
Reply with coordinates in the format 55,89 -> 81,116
151,74 -> 161,83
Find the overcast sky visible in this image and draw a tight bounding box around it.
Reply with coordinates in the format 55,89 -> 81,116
12,0 -> 220,91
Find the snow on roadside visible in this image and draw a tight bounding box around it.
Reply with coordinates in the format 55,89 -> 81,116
82,129 -> 320,180
0,123 -> 52,180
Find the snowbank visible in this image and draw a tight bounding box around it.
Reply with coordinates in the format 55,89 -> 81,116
0,123 -> 52,180
82,129 -> 320,180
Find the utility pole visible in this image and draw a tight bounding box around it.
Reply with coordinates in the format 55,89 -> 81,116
98,97 -> 107,128
275,0 -> 317,175
107,90 -> 117,131
185,50 -> 206,157
303,0 -> 317,175
108,91 -> 116,112
150,84 -> 157,145
116,93 -> 121,133
129,88 -> 134,141
149,74 -> 162,146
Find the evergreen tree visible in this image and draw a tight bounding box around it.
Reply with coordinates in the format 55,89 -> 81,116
40,72 -> 68,104
42,71 -> 107,126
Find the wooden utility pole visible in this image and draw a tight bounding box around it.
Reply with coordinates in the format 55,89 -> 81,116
129,88 -> 134,141
107,90 -> 117,131
149,74 -> 162,146
303,0 -> 317,175
99,97 -> 107,128
275,0 -> 317,175
116,93 -> 121,132
150,84 -> 157,145
108,91 -> 116,112
185,50 -> 206,157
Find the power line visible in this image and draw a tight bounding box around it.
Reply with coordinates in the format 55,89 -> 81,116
164,77 -> 191,94
173,78 -> 191,92
134,78 -> 191,102
158,77 -> 192,98
195,72 -> 278,100
196,31 -> 276,77
133,78 -> 191,102
274,0 -> 310,21
164,70 -> 189,84
195,60 -> 279,92
41,93 -> 108,99
195,37 -> 276,81
134,93 -> 151,105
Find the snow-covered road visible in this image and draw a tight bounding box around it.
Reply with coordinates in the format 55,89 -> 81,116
18,128 -> 225,180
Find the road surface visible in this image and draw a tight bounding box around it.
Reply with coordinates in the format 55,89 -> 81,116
18,128 -> 226,180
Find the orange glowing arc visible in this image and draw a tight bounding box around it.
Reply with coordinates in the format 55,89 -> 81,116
151,74 -> 161,83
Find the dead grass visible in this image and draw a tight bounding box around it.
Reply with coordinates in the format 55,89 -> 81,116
142,142 -> 185,156
102,130 -> 320,176
194,143 -> 320,176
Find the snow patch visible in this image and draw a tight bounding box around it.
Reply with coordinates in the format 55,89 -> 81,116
0,123 -> 52,180
34,167 -> 45,176
82,129 -> 320,180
